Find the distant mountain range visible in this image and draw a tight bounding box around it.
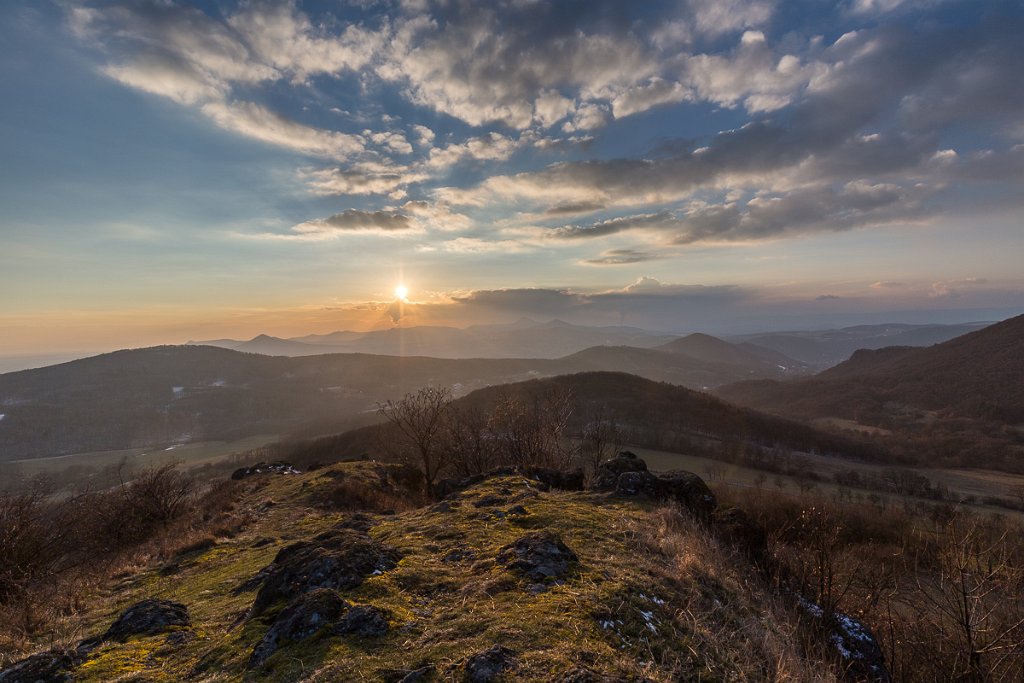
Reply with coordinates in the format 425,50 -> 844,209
728,322 -> 990,368
0,333 -> 806,460
187,318 -> 681,359
716,314 -> 1024,469
187,319 -> 991,369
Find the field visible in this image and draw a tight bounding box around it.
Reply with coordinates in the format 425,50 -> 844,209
4,434 -> 280,478
630,444 -> 1024,518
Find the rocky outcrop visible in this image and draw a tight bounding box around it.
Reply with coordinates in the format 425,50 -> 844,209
435,466 -> 585,499
249,589 -> 391,668
335,604 -> 390,637
98,599 -> 190,643
497,531 -> 578,583
464,645 -> 517,682
591,453 -> 716,519
249,589 -> 348,668
592,451 -> 647,490
249,528 -> 399,617
0,649 -> 81,683
0,599 -> 191,682
231,461 -> 300,480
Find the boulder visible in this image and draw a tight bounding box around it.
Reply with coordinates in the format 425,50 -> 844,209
497,531 -> 578,583
712,507 -> 767,563
521,467 -> 585,492
335,604 -> 390,637
657,470 -> 716,519
600,458 -> 716,520
99,599 -> 190,643
592,452 -> 647,490
614,470 -> 661,497
249,528 -> 399,617
463,645 -> 517,682
0,649 -> 81,683
249,589 -> 348,668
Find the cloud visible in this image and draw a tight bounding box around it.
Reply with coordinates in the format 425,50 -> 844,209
200,101 -> 366,159
929,278 -> 989,299
227,2 -> 383,83
301,163 -> 428,197
288,209 -> 414,239
816,294 -> 841,301
582,249 -> 659,265
428,133 -> 519,169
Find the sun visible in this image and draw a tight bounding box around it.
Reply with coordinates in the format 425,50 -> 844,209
394,284 -> 409,301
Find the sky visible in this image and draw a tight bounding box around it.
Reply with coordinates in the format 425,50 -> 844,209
1,0 -> 1023,356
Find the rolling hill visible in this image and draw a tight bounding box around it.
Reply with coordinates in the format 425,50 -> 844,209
715,314 -> 1024,469
0,337 -> 804,460
728,321 -> 991,369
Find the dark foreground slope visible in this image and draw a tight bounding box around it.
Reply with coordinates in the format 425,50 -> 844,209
716,314 -> 1024,469
0,460 -> 852,682
0,340 -> 802,460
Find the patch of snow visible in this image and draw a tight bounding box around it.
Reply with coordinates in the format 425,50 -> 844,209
172,386 -> 184,397
0,413 -> 5,422
211,379 -> 226,387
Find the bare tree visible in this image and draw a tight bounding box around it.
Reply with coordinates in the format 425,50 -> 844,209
487,387 -> 576,470
443,404 -> 497,478
378,386 -> 454,497
579,405 -> 623,479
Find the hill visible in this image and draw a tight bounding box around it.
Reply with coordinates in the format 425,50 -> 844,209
0,342 -> 805,461
656,333 -> 805,373
0,460 -> 857,681
715,314 -> 1024,469
728,322 -> 991,369
292,372 -> 885,472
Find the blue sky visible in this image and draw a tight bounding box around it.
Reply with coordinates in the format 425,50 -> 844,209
1,0 -> 1022,354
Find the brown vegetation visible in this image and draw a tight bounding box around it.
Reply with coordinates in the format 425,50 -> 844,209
0,465 -> 243,665
717,485 -> 1024,681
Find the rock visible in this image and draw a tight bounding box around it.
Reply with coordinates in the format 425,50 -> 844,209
614,470 -> 661,497
472,494 -> 507,508
249,528 -> 399,617
0,649 -> 81,683
607,466 -> 716,519
712,507 -> 767,563
829,611 -> 890,682
334,512 -> 377,532
656,470 -> 716,519
521,466 -> 585,491
249,589 -> 348,668
800,598 -> 890,682
231,461 -> 300,480
463,645 -> 517,682
335,605 -> 390,637
99,599 -> 190,643
505,505 -> 528,516
497,531 -> 578,582
592,452 -> 648,490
